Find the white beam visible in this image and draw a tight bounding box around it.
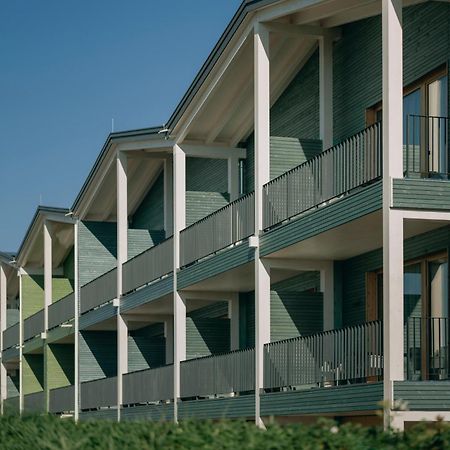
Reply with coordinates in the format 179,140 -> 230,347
18,271 -> 23,415
180,144 -> 246,160
254,21 -> 271,429
43,221 -> 52,332
181,290 -> 236,301
265,22 -> 341,40
382,0 -> 404,429
116,139 -> 175,152
319,36 -> 333,149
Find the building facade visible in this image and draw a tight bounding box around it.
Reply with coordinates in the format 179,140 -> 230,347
1,0 -> 450,430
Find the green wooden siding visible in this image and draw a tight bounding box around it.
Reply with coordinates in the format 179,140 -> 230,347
23,354 -> 44,395
128,325 -> 166,372
63,247 -> 75,283
79,331 -> 117,382
393,179 -> 450,210
188,302 -> 228,320
131,170 -> 165,231
78,221 -> 117,287
22,275 -> 44,319
127,229 -> 165,260
342,225 -> 450,326
186,318 -> 230,360
45,344 -> 74,390
394,381 -> 450,410
185,157 -> 229,226
52,277 -> 73,303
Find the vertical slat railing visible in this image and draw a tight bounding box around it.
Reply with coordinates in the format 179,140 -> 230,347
122,237 -> 173,295
48,292 -> 75,329
3,323 -> 19,350
263,122 -> 382,229
122,364 -> 174,405
263,321 -> 383,390
80,268 -> 117,314
49,385 -> 75,413
80,376 -> 117,410
23,391 -> 46,413
180,192 -> 255,267
23,309 -> 45,341
180,348 -> 255,398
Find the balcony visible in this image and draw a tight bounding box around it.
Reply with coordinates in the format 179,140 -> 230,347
48,292 -> 75,330
49,385 -> 75,414
23,309 -> 45,342
122,237 -> 173,295
80,268 -> 117,314
23,391 -> 46,413
2,323 -> 19,351
80,376 -> 117,410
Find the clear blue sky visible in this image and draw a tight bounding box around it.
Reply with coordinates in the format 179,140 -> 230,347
0,0 -> 241,252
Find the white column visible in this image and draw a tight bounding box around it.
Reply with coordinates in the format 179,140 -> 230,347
116,150 -> 128,421
382,0 -> 404,428
319,36 -> 333,150
18,269 -> 23,415
228,293 -> 240,351
254,22 -> 271,429
0,264 -> 7,414
164,157 -> 174,237
43,220 -> 52,333
228,156 -> 240,201
320,261 -> 334,331
173,144 -> 186,423
74,219 -> 80,422
164,318 -> 174,364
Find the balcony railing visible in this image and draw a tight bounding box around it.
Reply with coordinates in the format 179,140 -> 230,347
122,237 -> 173,295
180,192 -> 255,267
180,348 -> 255,398
3,396 -> 19,413
23,309 -> 45,342
122,364 -> 173,405
3,323 -> 19,350
405,317 -> 450,381
263,122 -> 382,229
80,376 -> 117,410
23,391 -> 46,413
49,385 -> 75,413
264,320 -> 383,390
48,292 -> 75,330
405,115 -> 449,178
80,268 -> 117,314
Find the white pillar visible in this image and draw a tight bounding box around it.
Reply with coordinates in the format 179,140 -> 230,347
254,22 -> 271,429
228,156 -> 240,201
228,293 -> 240,351
0,264 -> 7,414
164,318 -> 174,364
320,262 -> 334,331
173,144 -> 186,423
116,150 -> 128,421
164,157 -> 174,237
319,36 -> 333,150
382,0 -> 404,428
18,269 -> 23,415
74,219 -> 80,422
43,220 -> 52,332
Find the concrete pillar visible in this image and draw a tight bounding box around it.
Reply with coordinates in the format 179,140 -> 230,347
382,0 -> 404,429
319,36 -> 333,150
228,156 -> 240,201
228,293 -> 240,350
173,144 -> 186,423
116,150 -> 128,421
164,156 -> 174,237
254,22 -> 271,429
0,264 -> 7,414
320,262 -> 334,331
43,221 -> 52,333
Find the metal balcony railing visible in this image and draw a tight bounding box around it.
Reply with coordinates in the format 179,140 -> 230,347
263,122 -> 382,229
48,292 -> 75,330
405,317 -> 450,381
80,376 -> 117,410
23,309 -> 45,342
80,268 -> 117,314
2,323 -> 19,350
405,115 -> 449,178
180,192 -> 255,267
23,391 -> 46,413
180,347 -> 255,398
122,364 -> 173,405
122,237 -> 173,295
49,385 -> 75,413
264,320 -> 383,390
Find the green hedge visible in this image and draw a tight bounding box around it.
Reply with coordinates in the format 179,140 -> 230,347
0,415 -> 450,449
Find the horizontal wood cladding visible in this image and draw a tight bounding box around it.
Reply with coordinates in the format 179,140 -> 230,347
79,409 -> 117,421
394,381 -> 450,410
260,181 -> 382,257
393,179 -> 450,210
121,403 -> 174,422
79,302 -> 116,330
261,383 -> 383,416
177,242 -> 254,290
